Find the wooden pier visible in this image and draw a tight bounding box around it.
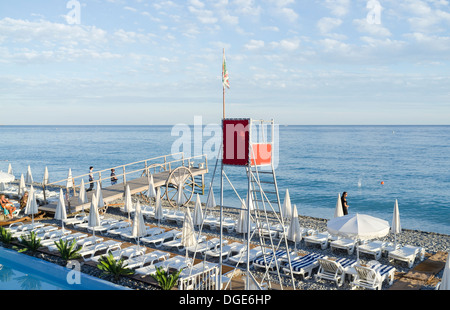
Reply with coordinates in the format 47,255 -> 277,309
40,153 -> 208,214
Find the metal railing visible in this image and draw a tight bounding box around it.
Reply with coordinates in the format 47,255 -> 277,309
178,265 -> 220,290
42,152 -> 208,204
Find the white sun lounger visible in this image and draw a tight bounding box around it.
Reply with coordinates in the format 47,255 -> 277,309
282,252 -> 327,279
135,255 -> 192,277
330,238 -> 358,255
203,241 -> 246,261
120,226 -> 165,240
164,210 -> 185,225
228,246 -> 265,266
44,232 -> 88,251
91,245 -> 146,263
140,230 -> 181,248
357,240 -> 386,260
14,225 -> 58,239
105,223 -> 132,237
253,249 -> 294,271
315,257 -> 357,287
63,214 -> 88,226
350,261 -> 396,290
79,239 -> 122,261
163,234 -> 206,252
208,218 -> 236,233
76,235 -> 104,247
178,261 -> 218,279
124,251 -> 171,269
202,216 -> 220,230
31,228 -> 71,242
75,218 -> 115,230
388,245 -> 425,268
304,232 -> 332,250
8,222 -> 45,236
186,238 -> 227,255
88,220 -> 130,234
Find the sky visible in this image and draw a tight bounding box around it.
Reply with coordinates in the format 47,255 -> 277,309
0,0 -> 449,125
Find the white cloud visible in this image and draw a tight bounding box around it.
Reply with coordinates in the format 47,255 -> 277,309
0,18 -> 107,47
270,37 -> 300,51
189,0 -> 205,8
323,0 -> 350,17
400,0 -> 450,33
188,6 -> 218,24
353,18 -> 392,37
233,0 -> 262,16
113,29 -> 155,44
244,39 -> 265,50
317,17 -> 343,34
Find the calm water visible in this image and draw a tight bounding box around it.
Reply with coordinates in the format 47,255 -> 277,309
1,125 -> 449,235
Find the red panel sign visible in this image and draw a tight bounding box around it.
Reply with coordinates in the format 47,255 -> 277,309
222,119 -> 250,166
251,143 -> 272,166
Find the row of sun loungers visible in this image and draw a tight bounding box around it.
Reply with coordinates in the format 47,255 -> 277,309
302,230 -> 425,268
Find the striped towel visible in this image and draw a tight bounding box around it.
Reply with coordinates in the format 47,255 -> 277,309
371,263 -> 395,277
335,257 -> 357,269
254,250 -> 287,265
290,253 -> 326,272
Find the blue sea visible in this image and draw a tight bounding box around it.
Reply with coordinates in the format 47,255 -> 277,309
1,125 -> 449,235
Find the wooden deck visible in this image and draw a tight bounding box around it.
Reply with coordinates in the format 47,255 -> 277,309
40,167 -> 208,214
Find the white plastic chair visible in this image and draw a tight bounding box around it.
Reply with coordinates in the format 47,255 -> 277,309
350,262 -> 396,290
315,257 -> 357,287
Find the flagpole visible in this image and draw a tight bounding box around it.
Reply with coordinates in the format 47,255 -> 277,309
222,48 -> 225,119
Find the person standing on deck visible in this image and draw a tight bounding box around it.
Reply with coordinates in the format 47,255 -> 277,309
341,191 -> 349,215
86,166 -> 94,192
110,168 -> 118,185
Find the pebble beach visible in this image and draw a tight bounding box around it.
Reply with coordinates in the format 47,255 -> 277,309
24,193 -> 449,291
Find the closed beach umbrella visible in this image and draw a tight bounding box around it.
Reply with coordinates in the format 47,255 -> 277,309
26,165 -> 33,184
147,175 -> 157,201
66,168 -> 74,189
391,199 -> 402,249
237,198 -> 253,234
182,206 -> 196,248
123,184 -> 133,220
439,252 -> 450,290
54,188 -> 67,233
154,187 -> 164,226
206,185 -> 216,210
132,200 -> 147,250
281,189 -> 292,220
193,194 -> 203,226
176,178 -> 187,207
0,171 -> 14,183
7,163 -> 13,175
327,213 -> 390,241
18,174 -> 26,196
88,193 -> 101,238
95,181 -> 104,210
287,204 -> 302,249
25,185 -> 39,224
334,193 -> 344,218
42,166 -> 49,185
78,179 -> 88,213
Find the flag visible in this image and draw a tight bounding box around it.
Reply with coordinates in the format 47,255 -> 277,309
222,50 -> 230,89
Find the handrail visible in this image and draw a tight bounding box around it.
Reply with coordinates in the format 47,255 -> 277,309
46,153 -> 185,187
42,152 -> 208,204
